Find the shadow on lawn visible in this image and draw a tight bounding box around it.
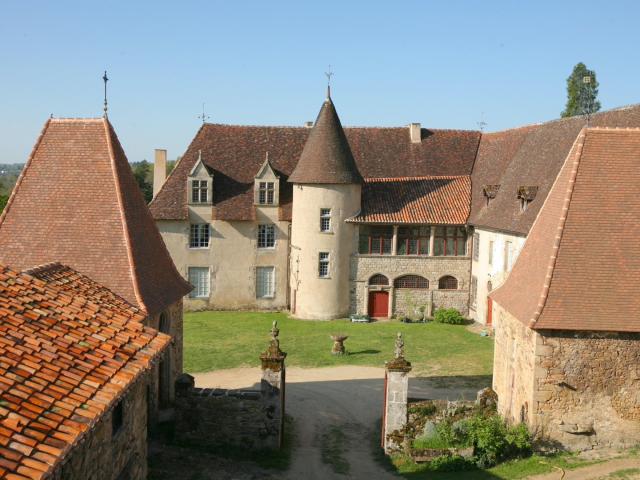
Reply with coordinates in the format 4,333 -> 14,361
348,349 -> 381,355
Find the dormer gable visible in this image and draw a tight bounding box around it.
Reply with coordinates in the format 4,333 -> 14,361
188,151 -> 213,205
254,153 -> 280,206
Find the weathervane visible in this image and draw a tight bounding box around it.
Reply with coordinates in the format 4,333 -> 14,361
102,71 -> 109,117
325,65 -> 333,99
197,103 -> 211,124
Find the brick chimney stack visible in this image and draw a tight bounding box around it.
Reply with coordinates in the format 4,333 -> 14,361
153,149 -> 167,198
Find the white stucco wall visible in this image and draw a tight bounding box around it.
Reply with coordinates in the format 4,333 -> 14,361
289,183 -> 361,320
469,227 -> 526,325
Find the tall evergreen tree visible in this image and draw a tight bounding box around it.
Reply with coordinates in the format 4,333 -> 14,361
561,62 -> 601,118
131,160 -> 153,203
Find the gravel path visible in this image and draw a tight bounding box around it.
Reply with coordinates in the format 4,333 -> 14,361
193,366 -> 484,479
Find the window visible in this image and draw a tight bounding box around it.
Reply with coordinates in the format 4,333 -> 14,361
433,227 -> 467,256
369,274 -> 389,286
519,198 -> 530,213
472,233 -> 480,261
112,400 -> 124,436
191,180 -> 208,203
318,252 -> 330,278
438,275 -> 458,290
488,240 -> 494,266
256,267 -> 275,298
394,275 -> 429,289
397,226 -> 430,255
320,208 -> 331,232
257,224 -> 276,248
258,181 -> 275,205
188,267 -> 210,298
189,224 -> 210,248
504,241 -> 513,272
471,276 -> 478,307
358,226 -> 393,255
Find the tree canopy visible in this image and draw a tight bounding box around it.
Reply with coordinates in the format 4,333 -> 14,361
561,62 -> 601,118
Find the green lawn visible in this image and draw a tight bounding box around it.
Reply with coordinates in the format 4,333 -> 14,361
183,311 -> 494,375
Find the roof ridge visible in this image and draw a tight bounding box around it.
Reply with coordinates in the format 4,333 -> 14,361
103,118 -> 148,313
584,126 -> 640,132
527,128 -> 587,328
365,175 -> 469,182
202,122 -> 480,132
0,118 -> 51,226
49,117 -> 104,122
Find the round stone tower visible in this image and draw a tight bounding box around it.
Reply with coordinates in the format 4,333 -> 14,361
288,91 -> 362,320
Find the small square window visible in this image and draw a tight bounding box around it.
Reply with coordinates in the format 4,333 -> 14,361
258,182 -> 275,205
320,208 -> 331,232
258,224 -> 276,248
189,224 -> 210,248
256,266 -> 275,298
318,252 -> 330,278
188,267 -> 210,298
112,400 -> 124,437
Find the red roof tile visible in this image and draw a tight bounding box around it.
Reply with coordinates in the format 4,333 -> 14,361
150,123 -> 481,222
0,263 -> 170,478
347,176 -> 470,224
0,118 -> 192,315
491,128 -> 640,332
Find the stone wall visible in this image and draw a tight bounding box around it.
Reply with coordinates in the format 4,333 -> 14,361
350,255 -> 471,316
493,303 -> 640,450
52,377 -> 148,480
532,330 -> 640,450
175,387 -> 282,451
493,304 -> 537,425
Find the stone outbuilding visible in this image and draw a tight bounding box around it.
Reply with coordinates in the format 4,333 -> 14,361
490,128 -> 640,450
0,263 -> 170,479
0,117 -> 192,416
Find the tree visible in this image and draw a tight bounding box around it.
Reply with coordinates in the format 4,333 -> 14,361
131,160 -> 153,203
0,195 -> 8,214
561,62 -> 601,118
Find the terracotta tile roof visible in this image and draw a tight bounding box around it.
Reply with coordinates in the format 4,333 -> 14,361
0,118 -> 192,315
25,263 -> 141,318
288,97 -> 362,184
0,263 -> 170,479
347,176 -> 470,224
149,122 -> 481,222
491,128 -> 640,332
470,104 -> 640,235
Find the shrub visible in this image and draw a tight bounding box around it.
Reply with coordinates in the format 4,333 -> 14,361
433,308 -> 465,325
409,402 -> 437,418
428,455 -> 475,472
466,415 -> 532,468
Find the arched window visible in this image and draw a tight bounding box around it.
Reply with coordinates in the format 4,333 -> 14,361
438,275 -> 458,290
369,274 -> 389,286
394,275 -> 429,289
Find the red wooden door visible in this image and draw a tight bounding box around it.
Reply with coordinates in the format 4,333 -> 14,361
487,296 -> 493,326
368,291 -> 389,318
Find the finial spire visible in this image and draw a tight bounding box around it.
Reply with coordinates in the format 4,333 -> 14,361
325,65 -> 333,99
197,102 -> 211,124
102,71 -> 109,117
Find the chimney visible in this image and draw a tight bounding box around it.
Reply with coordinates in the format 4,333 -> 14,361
409,123 -> 421,143
304,121 -> 314,128
153,149 -> 167,198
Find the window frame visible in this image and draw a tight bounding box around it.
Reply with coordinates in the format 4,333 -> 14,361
256,266 -> 276,299
471,275 -> 478,307
318,252 -> 330,278
257,224 -> 276,249
258,181 -> 275,205
504,241 -> 513,272
189,223 -> 210,248
320,208 -> 332,232
488,240 -> 494,266
397,226 -> 430,256
368,274 -> 389,286
433,226 -> 467,257
438,275 -> 458,290
358,226 -> 393,255
191,179 -> 209,204
188,267 -> 210,298
394,275 -> 429,289
472,232 -> 480,261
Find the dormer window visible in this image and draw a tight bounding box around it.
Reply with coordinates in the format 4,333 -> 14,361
258,182 -> 275,205
191,180 -> 209,204
517,186 -> 538,213
482,184 -> 500,207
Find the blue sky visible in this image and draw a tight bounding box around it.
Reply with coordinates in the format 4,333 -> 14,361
1,1 -> 638,163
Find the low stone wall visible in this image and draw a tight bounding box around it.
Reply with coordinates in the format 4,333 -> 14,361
53,377 -> 149,480
175,387 -> 282,451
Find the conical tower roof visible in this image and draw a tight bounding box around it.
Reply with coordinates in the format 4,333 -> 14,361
289,94 -> 362,184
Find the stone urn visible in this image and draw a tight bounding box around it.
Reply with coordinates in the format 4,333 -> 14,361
331,334 -> 348,355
